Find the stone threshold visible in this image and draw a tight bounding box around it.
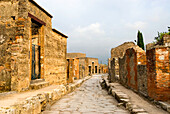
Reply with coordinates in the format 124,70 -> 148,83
0,76 -> 92,114
30,79 -> 50,90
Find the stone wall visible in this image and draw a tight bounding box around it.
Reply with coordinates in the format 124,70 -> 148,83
111,42 -> 135,59
147,47 -> 170,101
0,0 -> 31,91
44,30 -> 67,85
66,58 -> 79,83
110,42 -> 135,80
67,59 -> 74,83
137,65 -> 147,96
110,58 -> 115,82
74,58 -> 79,80
119,48 -> 138,90
67,53 -> 86,59
0,0 -> 68,91
79,58 -> 86,79
119,46 -> 147,93
0,1 -> 18,91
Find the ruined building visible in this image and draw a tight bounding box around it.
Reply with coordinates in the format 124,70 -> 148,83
109,35 -> 170,101
0,0 -> 68,92
146,35 -> 170,101
80,57 -> 99,76
99,64 -> 108,74
119,45 -> 147,96
110,42 -> 147,96
66,53 -> 86,83
66,53 -> 99,83
110,42 -> 135,82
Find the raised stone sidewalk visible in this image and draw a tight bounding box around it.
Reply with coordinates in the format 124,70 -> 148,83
100,76 -> 169,114
0,76 -> 91,114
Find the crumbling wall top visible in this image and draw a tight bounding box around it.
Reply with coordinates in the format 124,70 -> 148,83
111,42 -> 135,59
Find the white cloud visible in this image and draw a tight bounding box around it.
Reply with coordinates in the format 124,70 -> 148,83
75,23 -> 105,34
34,0 -> 170,64
126,21 -> 147,30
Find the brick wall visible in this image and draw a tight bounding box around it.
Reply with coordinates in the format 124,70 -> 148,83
147,47 -> 170,101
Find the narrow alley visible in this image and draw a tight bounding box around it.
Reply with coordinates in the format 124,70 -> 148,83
43,75 -> 129,114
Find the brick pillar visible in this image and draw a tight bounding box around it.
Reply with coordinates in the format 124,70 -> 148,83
147,47 -> 170,101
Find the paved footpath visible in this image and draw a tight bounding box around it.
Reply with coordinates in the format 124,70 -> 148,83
43,75 -> 129,114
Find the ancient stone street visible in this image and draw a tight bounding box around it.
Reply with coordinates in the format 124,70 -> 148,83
43,75 -> 129,114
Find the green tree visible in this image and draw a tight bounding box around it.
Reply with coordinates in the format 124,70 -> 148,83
155,27 -> 170,42
137,30 -> 145,50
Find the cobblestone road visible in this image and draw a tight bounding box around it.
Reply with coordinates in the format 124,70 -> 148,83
43,75 -> 129,114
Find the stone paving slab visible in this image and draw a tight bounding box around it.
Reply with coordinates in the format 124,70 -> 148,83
43,75 -> 129,114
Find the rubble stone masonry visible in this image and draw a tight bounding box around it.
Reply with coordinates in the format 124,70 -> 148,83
119,48 -> 138,91
110,42 -> 135,82
119,46 -> 147,95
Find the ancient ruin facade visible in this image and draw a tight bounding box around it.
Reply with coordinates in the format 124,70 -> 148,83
110,42 -> 135,82
66,53 -> 99,83
66,53 -> 86,83
66,58 -> 80,83
79,57 -> 99,76
0,0 -> 68,92
109,35 -> 170,101
109,42 -> 147,96
99,64 -> 108,74
146,35 -> 170,101
119,46 -> 147,95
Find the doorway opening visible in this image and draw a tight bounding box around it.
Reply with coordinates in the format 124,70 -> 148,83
89,66 -> 91,75
31,20 -> 42,80
95,66 -> 97,73
92,62 -> 94,74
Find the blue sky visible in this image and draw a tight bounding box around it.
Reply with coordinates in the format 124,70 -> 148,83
35,0 -> 170,64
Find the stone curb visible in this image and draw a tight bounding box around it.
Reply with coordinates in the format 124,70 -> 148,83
0,76 -> 92,114
100,77 -> 148,114
157,101 -> 170,113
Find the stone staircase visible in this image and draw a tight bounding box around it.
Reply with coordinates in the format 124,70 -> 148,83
30,79 -> 49,90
